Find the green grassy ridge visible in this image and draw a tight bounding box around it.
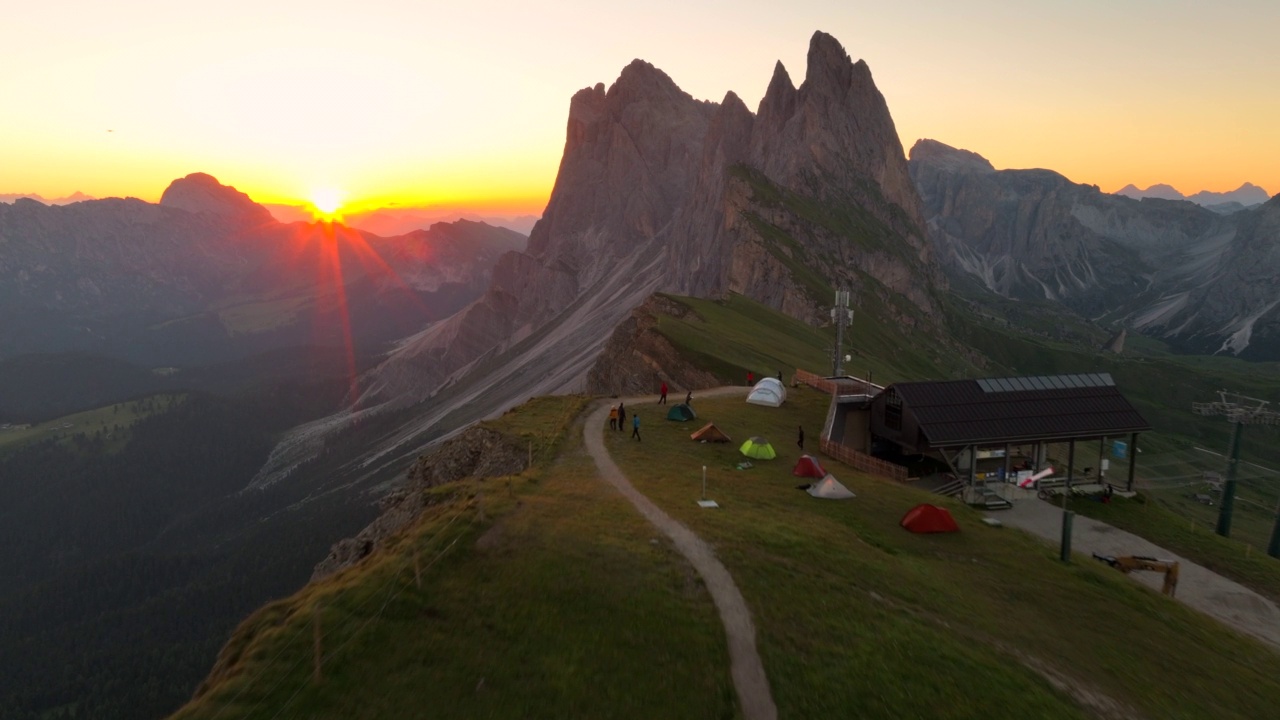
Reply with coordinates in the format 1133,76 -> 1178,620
171,394 -> 738,720
652,293 -> 967,391
608,389 -> 1280,719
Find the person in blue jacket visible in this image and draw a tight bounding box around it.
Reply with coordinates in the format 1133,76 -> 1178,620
631,412 -> 641,441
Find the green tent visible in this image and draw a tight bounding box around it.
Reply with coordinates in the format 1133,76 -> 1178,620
739,436 -> 776,460
666,403 -> 697,422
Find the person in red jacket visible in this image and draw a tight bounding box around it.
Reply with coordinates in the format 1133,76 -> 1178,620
659,381 -> 668,405
747,371 -> 754,386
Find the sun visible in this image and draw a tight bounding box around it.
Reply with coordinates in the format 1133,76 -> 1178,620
309,188 -> 346,221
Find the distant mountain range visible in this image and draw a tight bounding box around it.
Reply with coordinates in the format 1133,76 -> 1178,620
0,191 -> 94,205
0,174 -> 525,367
263,203 -> 541,236
1115,181 -> 1271,211
911,140 -> 1280,359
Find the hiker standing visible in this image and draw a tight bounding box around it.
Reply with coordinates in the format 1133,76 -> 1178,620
685,390 -> 692,405
608,405 -> 619,431
631,412 -> 641,441
747,371 -> 754,386
659,381 -> 668,405
797,425 -> 804,450
777,370 -> 783,382
617,402 -> 626,432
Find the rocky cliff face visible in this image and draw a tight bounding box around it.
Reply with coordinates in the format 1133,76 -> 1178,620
256,30 -> 950,492
359,31 -> 938,411
310,425 -> 527,582
911,139 -> 1280,358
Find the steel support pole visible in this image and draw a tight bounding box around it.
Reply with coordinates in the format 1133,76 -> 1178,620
1216,422 -> 1243,538
1127,433 -> 1138,492
1267,497 -> 1280,559
1059,440 -> 1075,561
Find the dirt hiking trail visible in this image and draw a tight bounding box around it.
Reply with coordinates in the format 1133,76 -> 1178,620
584,388 -> 777,720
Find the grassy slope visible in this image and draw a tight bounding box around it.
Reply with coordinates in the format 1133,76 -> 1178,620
171,395 -> 737,720
0,394 -> 185,453
653,293 -> 965,389
178,387 -> 1280,719
609,389 -> 1280,719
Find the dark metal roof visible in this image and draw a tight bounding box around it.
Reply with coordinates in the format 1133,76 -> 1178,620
888,373 -> 1151,447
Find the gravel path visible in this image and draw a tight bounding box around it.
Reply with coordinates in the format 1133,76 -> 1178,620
1001,497 -> 1280,650
584,388 -> 777,720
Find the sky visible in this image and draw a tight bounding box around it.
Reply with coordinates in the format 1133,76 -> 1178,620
3,0 -> 1278,216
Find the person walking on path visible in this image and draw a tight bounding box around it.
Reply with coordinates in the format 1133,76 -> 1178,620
617,402 -> 626,432
608,405 -> 619,431
631,412 -> 641,441
797,425 -> 804,450
659,381 -> 668,405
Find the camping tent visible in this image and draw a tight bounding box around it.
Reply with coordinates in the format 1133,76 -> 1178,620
807,474 -> 855,499
666,403 -> 697,422
900,504 -> 959,533
746,377 -> 787,407
739,436 -> 776,460
690,422 -> 731,443
793,454 -> 826,478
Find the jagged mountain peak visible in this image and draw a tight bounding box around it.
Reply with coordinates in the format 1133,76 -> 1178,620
159,172 -> 273,224
909,139 -> 996,174
609,58 -> 692,105
803,30 -> 861,91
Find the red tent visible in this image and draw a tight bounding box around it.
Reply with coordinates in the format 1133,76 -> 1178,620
900,504 -> 959,533
792,454 -> 826,479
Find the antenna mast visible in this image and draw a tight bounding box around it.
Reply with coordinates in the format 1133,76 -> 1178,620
830,289 -> 853,377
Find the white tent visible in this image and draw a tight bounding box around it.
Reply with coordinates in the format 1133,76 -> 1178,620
746,377 -> 787,407
807,474 -> 855,500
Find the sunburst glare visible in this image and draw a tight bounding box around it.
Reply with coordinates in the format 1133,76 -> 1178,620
309,188 -> 346,221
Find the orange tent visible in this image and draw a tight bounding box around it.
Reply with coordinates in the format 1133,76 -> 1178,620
690,422 -> 731,443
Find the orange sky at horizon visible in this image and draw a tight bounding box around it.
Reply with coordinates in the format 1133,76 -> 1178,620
3,1 -> 1278,217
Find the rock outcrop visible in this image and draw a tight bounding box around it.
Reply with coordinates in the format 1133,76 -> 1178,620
310,426 -> 527,581
911,139 -> 1280,358
159,172 -> 275,226
585,295 -> 722,396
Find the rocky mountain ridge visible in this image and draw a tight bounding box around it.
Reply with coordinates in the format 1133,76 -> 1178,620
249,30 -> 946,491
911,139 -> 1280,358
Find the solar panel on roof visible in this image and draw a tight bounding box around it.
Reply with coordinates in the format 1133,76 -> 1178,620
1063,375 -> 1084,388
978,379 -> 995,392
1047,376 -> 1067,389
1098,372 -> 1115,386
1002,378 -> 1021,392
